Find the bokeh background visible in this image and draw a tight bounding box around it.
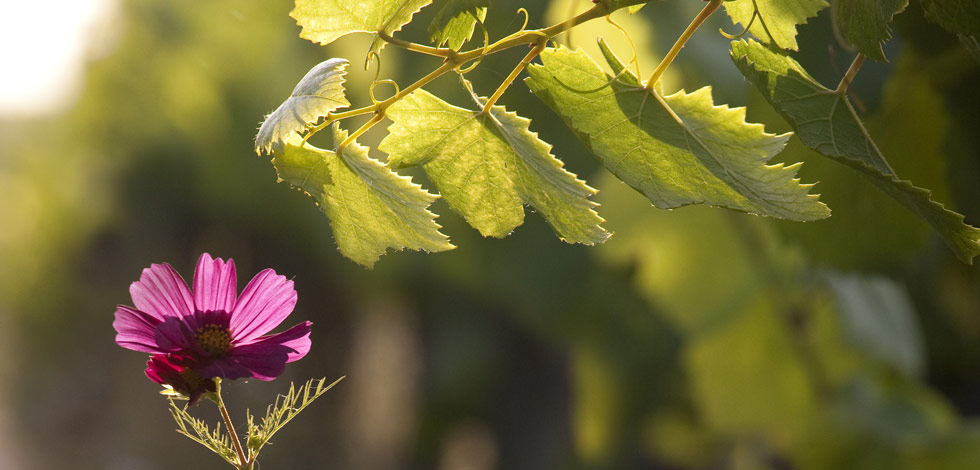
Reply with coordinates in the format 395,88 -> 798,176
1,0 -> 979,469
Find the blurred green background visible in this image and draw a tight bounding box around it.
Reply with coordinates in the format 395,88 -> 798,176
1,0 -> 979,469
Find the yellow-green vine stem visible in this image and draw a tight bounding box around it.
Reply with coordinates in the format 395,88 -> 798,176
646,0 -> 722,88
325,2 -> 615,148
480,41 -> 546,114
836,53 -> 866,95
378,31 -> 452,58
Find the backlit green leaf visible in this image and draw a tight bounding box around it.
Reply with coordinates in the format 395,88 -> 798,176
380,88 -> 609,244
291,0 -> 432,60
428,0 -> 488,51
724,0 -> 829,50
255,58 -> 350,155
921,0 -> 980,36
525,46 -> 828,222
731,39 -> 980,263
273,125 -> 454,267
834,0 -> 909,61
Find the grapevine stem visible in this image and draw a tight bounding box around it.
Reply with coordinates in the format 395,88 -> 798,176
646,0 -> 722,89
480,42 -> 545,114
836,53 -> 866,95
378,31 -> 452,58
214,381 -> 251,470
313,3 -> 612,142
336,61 -> 457,152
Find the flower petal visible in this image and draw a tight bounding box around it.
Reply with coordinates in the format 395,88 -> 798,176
130,262 -> 194,321
197,358 -> 257,381
113,306 -> 165,353
193,253 -> 238,315
240,321 -> 313,362
154,316 -> 194,352
228,269 -> 297,342
201,322 -> 312,381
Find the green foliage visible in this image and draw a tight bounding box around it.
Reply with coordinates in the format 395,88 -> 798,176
827,274 -> 924,378
686,302 -> 815,443
723,0 -> 829,50
291,0 -> 433,59
525,45 -> 829,222
169,400 -> 240,466
731,39 -> 980,263
921,0 -> 980,36
246,377 -> 343,462
834,0 -> 909,61
380,88 -> 609,243
255,58 -> 350,154
428,0 -> 489,50
273,126 -> 454,267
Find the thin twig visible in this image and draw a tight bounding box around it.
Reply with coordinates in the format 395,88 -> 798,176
480,41 -> 546,114
836,53 -> 866,95
647,0 -> 722,88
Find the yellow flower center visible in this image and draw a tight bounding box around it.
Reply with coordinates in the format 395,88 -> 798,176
196,323 -> 232,356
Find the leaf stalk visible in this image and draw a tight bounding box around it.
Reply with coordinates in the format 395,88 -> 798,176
480,41 -> 546,114
646,0 -> 722,89
835,53 -> 866,95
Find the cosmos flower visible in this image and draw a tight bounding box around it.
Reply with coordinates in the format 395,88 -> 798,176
114,253 -> 312,382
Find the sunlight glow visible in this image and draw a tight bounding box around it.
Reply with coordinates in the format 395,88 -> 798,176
0,0 -> 116,115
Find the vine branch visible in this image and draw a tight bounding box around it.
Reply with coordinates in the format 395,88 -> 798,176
647,0 -> 722,88
836,53 -> 866,95
480,41 -> 546,114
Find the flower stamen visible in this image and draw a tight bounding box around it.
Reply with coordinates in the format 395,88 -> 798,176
196,323 -> 232,356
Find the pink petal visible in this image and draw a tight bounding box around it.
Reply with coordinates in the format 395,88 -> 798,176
129,262 -> 194,321
197,358 -> 256,381
192,253 -> 238,315
228,269 -> 297,342
113,306 -> 165,353
240,321 -> 312,362
154,317 -> 194,352
202,322 -> 312,381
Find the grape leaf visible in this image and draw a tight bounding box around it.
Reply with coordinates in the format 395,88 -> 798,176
428,0 -> 488,51
723,0 -> 829,50
921,0 -> 980,36
291,0 -> 432,59
272,125 -> 453,267
834,0 -> 909,61
731,39 -> 980,263
255,58 -> 350,155
962,35 -> 980,63
379,88 -> 609,244
525,46 -> 829,222
597,38 -> 641,87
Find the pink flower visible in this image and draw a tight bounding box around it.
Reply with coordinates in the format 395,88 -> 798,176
114,253 -> 312,382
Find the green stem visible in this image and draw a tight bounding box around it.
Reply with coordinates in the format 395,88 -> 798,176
214,381 -> 251,470
378,31 -> 452,58
646,0 -> 722,88
480,42 -> 545,114
317,3 -> 610,142
336,61 -> 457,152
836,53 -> 866,95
